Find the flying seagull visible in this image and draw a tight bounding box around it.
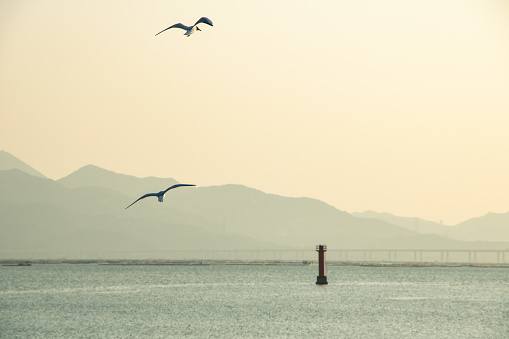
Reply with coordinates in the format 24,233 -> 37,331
125,184 -> 196,209
155,17 -> 213,37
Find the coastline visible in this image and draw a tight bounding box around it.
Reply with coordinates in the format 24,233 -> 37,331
2,259 -> 509,268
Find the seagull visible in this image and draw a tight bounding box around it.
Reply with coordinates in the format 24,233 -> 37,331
125,184 -> 196,209
155,17 -> 213,37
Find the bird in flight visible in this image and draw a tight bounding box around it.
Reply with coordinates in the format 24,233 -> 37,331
155,17 -> 213,37
125,184 -> 196,209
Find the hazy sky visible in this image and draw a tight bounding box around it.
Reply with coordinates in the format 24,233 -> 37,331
1,0 -> 508,225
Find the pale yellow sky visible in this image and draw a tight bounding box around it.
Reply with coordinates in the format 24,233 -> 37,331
1,0 -> 508,225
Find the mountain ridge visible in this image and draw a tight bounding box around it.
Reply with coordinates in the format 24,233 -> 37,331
1,152 -> 508,256
353,210 -> 509,243
57,164 -> 179,199
0,150 -> 47,178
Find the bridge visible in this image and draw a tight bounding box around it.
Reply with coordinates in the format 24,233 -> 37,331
328,249 -> 508,264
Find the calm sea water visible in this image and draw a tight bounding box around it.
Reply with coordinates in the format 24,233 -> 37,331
0,264 -> 508,338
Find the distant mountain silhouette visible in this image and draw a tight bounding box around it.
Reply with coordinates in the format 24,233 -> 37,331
57,164 -> 178,199
353,210 -> 509,243
352,211 -> 449,235
0,169 -> 270,254
448,212 -> 509,242
1,153 -> 508,258
0,150 -> 47,178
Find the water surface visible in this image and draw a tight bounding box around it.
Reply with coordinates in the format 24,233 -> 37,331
1,264 -> 508,338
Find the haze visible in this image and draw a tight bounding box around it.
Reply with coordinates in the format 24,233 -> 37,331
1,0 -> 508,225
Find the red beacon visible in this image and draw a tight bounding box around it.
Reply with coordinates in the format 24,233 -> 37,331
316,244 -> 328,285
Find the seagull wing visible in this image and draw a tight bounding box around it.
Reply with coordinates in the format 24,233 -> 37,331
163,183 -> 196,194
125,193 -> 158,209
155,23 -> 191,36
194,17 -> 213,27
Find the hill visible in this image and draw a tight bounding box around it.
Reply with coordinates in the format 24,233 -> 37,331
353,210 -> 509,243
57,164 -> 178,198
0,169 -> 270,256
352,211 -> 449,235
448,212 -> 509,242
2,152 -> 508,258
0,150 -> 47,178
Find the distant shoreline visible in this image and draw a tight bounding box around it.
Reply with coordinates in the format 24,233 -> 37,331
2,259 -> 509,268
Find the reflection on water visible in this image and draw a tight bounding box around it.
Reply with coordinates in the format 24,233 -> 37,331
1,264 -> 508,338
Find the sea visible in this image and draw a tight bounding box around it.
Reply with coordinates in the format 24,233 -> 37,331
0,263 -> 508,338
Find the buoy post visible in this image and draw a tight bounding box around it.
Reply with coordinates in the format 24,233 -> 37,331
316,244 -> 328,285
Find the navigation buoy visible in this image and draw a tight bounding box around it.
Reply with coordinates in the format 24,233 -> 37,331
316,244 -> 328,285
